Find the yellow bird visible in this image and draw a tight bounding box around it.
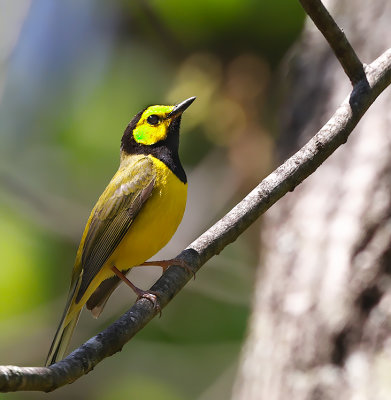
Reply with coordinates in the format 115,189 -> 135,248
46,97 -> 195,366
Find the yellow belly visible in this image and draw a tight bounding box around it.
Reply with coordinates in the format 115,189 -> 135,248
109,158 -> 187,270
74,155 -> 187,311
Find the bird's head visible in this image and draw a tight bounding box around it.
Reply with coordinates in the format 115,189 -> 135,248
121,97 -> 196,155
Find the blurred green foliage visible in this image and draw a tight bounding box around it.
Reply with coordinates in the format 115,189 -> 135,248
0,1 -> 304,399
150,0 -> 303,59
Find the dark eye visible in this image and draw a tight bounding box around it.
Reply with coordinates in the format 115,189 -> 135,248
147,114 -> 160,125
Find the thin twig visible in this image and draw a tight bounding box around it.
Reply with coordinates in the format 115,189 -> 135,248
0,48 -> 390,393
299,0 -> 366,85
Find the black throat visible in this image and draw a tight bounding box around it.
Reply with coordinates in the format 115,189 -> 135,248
121,111 -> 187,184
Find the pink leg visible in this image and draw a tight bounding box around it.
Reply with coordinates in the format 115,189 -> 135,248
111,266 -> 160,312
140,258 -> 195,278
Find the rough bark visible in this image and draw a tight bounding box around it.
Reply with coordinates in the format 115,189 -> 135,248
1,0 -> 391,393
233,1 -> 391,399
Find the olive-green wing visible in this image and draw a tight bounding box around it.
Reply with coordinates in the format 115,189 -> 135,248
76,157 -> 156,303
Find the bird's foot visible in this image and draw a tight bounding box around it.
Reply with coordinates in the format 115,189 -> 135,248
141,258 -> 195,279
111,266 -> 161,315
134,288 -> 161,316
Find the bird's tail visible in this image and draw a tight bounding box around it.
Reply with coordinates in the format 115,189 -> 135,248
45,277 -> 82,366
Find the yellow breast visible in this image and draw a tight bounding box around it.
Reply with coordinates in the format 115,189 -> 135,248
108,155 -> 187,270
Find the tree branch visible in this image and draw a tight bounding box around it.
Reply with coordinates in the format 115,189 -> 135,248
1,47 -> 390,393
299,0 -> 366,85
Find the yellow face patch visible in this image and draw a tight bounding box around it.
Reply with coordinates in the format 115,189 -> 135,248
133,105 -> 174,145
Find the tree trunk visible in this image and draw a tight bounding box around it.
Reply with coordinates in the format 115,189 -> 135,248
233,1 -> 391,399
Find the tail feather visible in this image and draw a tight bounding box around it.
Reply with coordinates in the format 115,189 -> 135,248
45,311 -> 81,366
86,275 -> 123,318
45,276 -> 82,366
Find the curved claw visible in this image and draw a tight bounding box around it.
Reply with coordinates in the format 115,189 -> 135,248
176,260 -> 196,280
137,290 -> 161,317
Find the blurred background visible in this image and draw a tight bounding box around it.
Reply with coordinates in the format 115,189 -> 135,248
0,1 -> 304,399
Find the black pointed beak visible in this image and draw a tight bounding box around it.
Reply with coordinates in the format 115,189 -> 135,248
167,96 -> 196,119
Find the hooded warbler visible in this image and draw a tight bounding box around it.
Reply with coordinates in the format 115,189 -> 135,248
46,97 -> 195,366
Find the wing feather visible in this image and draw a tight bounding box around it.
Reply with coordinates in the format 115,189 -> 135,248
76,157 -> 156,302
